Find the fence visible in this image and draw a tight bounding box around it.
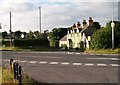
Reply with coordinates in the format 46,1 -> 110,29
10,59 -> 22,85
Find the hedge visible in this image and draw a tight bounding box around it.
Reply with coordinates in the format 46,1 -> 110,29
2,39 -> 49,47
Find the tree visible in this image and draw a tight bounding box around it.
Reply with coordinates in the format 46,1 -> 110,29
90,21 -> 120,49
93,22 -> 101,29
49,28 -> 67,48
2,31 -> 8,39
34,31 -> 40,38
27,30 -> 34,39
14,30 -> 22,39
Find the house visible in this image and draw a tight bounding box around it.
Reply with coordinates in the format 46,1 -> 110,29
59,17 -> 96,49
59,35 -> 67,48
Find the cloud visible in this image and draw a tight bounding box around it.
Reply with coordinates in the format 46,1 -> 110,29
0,0 -> 119,32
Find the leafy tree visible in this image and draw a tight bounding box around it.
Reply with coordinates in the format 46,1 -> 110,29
34,31 -> 40,38
14,30 -> 22,39
2,31 -> 8,39
49,28 -> 67,48
93,22 -> 101,29
90,21 -> 120,49
27,30 -> 35,39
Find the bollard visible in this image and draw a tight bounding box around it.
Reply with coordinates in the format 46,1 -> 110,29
13,62 -> 17,79
18,66 -> 22,85
10,59 -> 13,67
16,63 -> 19,80
10,59 -> 13,71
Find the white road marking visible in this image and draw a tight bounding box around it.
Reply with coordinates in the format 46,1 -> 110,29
73,63 -> 81,65
49,62 -> 58,65
4,59 -> 9,62
87,58 -> 119,60
110,64 -> 119,67
75,53 -> 81,54
19,61 -> 28,63
39,61 -> 47,64
61,62 -> 69,65
97,54 -> 102,55
97,63 -> 107,66
14,60 -> 19,62
85,63 -> 94,66
28,61 -> 37,64
67,52 -> 74,54
111,58 -> 119,60
89,53 -> 95,55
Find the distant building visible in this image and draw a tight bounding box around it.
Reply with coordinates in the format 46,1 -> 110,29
59,35 -> 67,47
59,17 -> 96,49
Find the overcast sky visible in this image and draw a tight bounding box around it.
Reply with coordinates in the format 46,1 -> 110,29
0,0 -> 119,32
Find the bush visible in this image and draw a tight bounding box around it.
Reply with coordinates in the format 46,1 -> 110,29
61,44 -> 67,50
79,41 -> 85,52
90,21 -> 120,49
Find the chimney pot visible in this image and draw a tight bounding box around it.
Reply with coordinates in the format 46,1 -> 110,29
77,22 -> 81,28
89,17 -> 93,26
83,19 -> 87,27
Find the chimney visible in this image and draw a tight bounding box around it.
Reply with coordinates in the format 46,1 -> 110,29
72,24 -> 76,29
82,19 -> 87,27
89,17 -> 93,26
77,22 -> 81,28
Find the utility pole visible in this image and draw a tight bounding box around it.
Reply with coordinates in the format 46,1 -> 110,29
39,7 -> 41,34
10,11 -> 12,48
111,3 -> 115,49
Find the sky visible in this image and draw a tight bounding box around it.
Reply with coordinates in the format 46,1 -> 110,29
0,0 -> 119,32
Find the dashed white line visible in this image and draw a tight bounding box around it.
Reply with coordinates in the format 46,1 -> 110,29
28,61 -> 37,64
73,63 -> 81,65
19,61 -> 28,63
39,61 -> 47,64
97,63 -> 107,66
110,64 -> 119,67
61,62 -> 69,65
85,63 -> 94,66
49,62 -> 58,65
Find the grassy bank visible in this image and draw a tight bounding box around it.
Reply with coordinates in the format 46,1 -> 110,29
1,67 -> 37,84
85,48 -> 120,54
0,46 -> 59,51
1,46 -> 120,54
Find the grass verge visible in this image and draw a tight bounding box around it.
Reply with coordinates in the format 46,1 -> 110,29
0,46 -> 59,51
85,48 -> 120,54
1,66 -> 38,84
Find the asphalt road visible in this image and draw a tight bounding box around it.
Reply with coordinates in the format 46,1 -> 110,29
2,51 -> 120,84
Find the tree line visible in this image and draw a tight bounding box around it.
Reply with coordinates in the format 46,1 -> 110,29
1,30 -> 49,40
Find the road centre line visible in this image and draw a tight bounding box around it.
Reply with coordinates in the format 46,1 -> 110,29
85,63 -> 94,66
28,61 -> 37,64
61,62 -> 69,65
39,61 -> 47,64
110,64 -> 119,67
49,62 -> 58,64
97,63 -> 107,66
73,63 -> 81,65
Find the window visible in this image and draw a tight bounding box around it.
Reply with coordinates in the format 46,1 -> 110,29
74,29 -> 77,33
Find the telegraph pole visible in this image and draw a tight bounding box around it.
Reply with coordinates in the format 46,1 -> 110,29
10,11 -> 12,48
39,7 -> 41,34
111,3 -> 115,49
